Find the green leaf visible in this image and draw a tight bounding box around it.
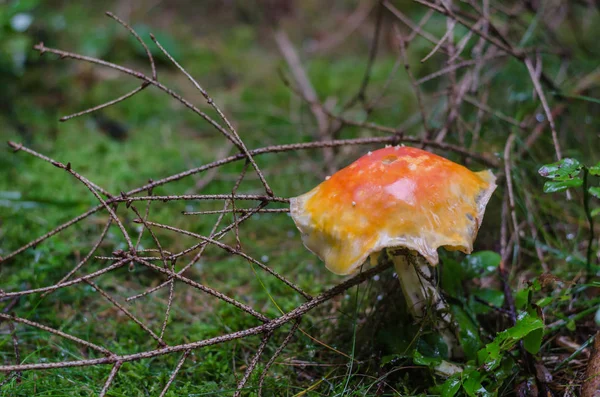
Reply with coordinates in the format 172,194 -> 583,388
418,332 -> 449,360
442,258 -> 464,298
452,305 -> 482,360
535,296 -> 554,308
589,186 -> 600,199
462,251 -> 501,278
462,371 -> 488,397
543,179 -> 583,193
590,162 -> 600,176
538,158 -> 582,180
592,208 -> 600,217
441,376 -> 461,397
479,312 -> 544,371
523,327 -> 543,354
470,288 -> 505,315
412,350 -> 442,368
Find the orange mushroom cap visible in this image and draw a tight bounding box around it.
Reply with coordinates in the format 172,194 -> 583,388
290,146 -> 497,275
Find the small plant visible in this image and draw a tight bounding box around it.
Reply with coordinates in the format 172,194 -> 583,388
539,158 -> 600,271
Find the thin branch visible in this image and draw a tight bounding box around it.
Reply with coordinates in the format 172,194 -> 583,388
158,350 -> 191,397
0,258 -> 130,298
85,280 -> 166,347
8,320 -> 21,383
131,255 -> 271,322
183,208 -> 289,215
0,313 -> 113,356
98,361 -> 123,397
41,217 -> 113,298
149,34 -> 274,197
127,203 -> 265,301
233,332 -> 273,397
0,261 -> 391,372
7,142 -> 133,251
258,319 -> 300,396
138,220 -> 313,300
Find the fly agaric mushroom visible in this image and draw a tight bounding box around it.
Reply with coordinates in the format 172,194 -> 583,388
290,146 -> 496,358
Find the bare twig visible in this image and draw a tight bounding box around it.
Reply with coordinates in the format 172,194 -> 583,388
158,350 -> 191,397
274,29 -> 334,173
98,361 -> 123,397
258,319 -> 300,396
233,332 -> 273,397
0,261 -> 391,372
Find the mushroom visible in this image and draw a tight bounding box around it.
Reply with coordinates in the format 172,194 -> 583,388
290,146 -> 496,359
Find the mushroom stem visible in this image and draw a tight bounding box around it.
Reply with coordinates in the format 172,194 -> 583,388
388,248 -> 462,359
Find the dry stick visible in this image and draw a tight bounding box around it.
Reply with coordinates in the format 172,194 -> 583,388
0,258 -> 130,298
98,361 -> 123,397
278,75 -> 501,168
187,141 -> 234,194
416,53 -> 506,85
412,0 -> 561,94
59,9 -> 160,122
519,67 -> 600,159
2,135 -> 498,263
503,134 -> 520,244
361,6 -> 436,114
7,142 -> 112,198
183,208 -> 289,215
230,160 -> 251,251
134,190 -> 153,251
60,84 -> 150,121
138,220 -> 312,300
159,268 -> 175,340
524,57 -> 564,163
275,52 -> 337,174
469,3 -> 488,93
158,350 -> 191,397
446,18 -> 480,64
365,53 -> 402,113
346,0 -> 385,109
306,0 -> 374,54
85,280 -> 166,346
154,273 -> 176,334
127,204 -> 264,301
420,20 -> 454,63
8,321 -> 21,383
41,217 -> 113,298
149,35 -> 273,198
463,95 -> 526,130
6,142 -> 133,251
0,261 -> 391,372
129,205 -> 168,268
0,313 -> 113,356
0,373 -> 16,388
383,2 -> 448,53
523,190 -> 549,273
0,203 -> 104,262
122,194 -> 288,204
394,26 -> 431,140
257,319 -> 301,396
413,0 -> 517,57
131,255 -> 270,322
32,43 -> 274,198
106,11 -> 156,80
233,332 -> 273,397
